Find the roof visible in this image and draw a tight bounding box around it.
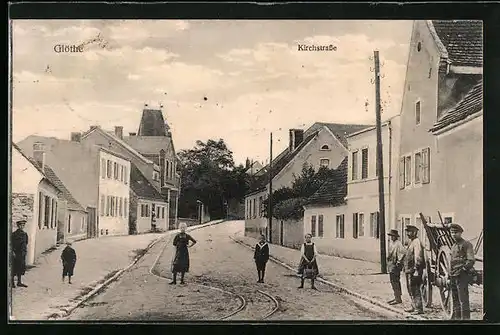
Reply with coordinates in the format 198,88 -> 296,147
138,109 -> 168,136
307,157 -> 348,206
42,165 -> 87,212
430,79 -> 483,133
248,122 -> 370,192
122,135 -> 173,156
130,163 -> 165,202
431,20 -> 483,67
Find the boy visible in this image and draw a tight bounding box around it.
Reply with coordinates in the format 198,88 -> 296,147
254,234 -> 270,283
61,241 -> 77,284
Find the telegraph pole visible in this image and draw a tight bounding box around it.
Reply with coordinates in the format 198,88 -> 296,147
268,132 -> 273,243
374,50 -> 387,274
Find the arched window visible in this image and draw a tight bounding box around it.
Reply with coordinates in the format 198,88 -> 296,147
320,144 -> 330,151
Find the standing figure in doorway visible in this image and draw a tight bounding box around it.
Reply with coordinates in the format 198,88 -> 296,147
297,233 -> 319,290
254,234 -> 269,283
170,222 -> 197,285
61,241 -> 77,284
403,225 -> 425,315
11,220 -> 29,288
387,229 -> 405,305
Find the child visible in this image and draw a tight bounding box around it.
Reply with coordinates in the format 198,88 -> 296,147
61,241 -> 77,284
298,233 -> 319,290
254,234 -> 270,283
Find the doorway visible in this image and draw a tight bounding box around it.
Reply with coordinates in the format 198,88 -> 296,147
280,220 -> 284,246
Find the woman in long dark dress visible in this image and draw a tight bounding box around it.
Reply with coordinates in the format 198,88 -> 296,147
254,234 -> 269,283
170,223 -> 197,285
297,233 -> 319,290
61,241 -> 77,284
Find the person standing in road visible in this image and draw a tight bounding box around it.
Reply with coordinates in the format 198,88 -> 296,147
387,229 -> 405,305
61,241 -> 77,284
449,223 -> 475,320
254,234 -> 270,283
403,224 -> 425,315
170,222 -> 197,285
11,220 -> 29,288
297,233 -> 319,290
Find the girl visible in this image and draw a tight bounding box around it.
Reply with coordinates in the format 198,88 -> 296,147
170,223 -> 197,285
254,234 -> 270,283
297,233 -> 319,290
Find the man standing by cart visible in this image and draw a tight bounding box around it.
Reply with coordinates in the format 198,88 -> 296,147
403,224 -> 425,315
449,223 -> 475,320
387,229 -> 405,305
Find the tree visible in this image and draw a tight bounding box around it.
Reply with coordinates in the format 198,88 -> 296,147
178,139 -> 250,219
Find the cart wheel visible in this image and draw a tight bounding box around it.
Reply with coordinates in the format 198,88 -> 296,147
421,260 -> 433,308
437,246 -> 453,319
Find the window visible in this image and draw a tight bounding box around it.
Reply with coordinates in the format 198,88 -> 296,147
153,171 -> 159,181
162,207 -> 165,219
320,159 -> 330,168
106,196 -> 110,216
114,162 -> 119,179
107,160 -> 112,178
124,166 -> 128,184
415,100 -> 421,125
311,216 -> 317,237
414,152 -> 422,184
110,197 -> 115,217
81,217 -> 85,231
38,192 -> 44,229
44,195 -> 50,228
361,148 -> 368,179
124,198 -> 128,217
404,155 -> 412,187
259,196 -> 263,217
318,215 -> 324,237
100,195 -> 105,216
101,159 -> 106,179
146,204 -> 150,217
253,198 -> 256,218
166,161 -> 170,179
417,42 -> 422,52
335,215 -> 345,238
119,197 -> 123,217
68,214 -> 72,233
422,148 -> 430,184
119,165 -> 123,182
399,157 -> 405,189
370,212 -> 379,239
358,213 -> 365,237
170,164 -> 174,180
320,144 -> 330,151
141,204 -> 145,217
248,200 -> 252,219
400,216 -> 412,245
352,151 -> 359,180
50,198 -> 55,228
352,213 -> 358,239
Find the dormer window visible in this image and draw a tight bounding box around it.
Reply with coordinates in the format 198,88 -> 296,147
153,171 -> 159,181
320,144 -> 330,151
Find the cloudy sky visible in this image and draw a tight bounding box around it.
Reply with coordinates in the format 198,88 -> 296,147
12,20 -> 412,165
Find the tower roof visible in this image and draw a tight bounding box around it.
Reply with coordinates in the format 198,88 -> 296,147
138,109 -> 168,136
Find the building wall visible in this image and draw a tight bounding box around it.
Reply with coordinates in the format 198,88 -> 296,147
135,199 -> 169,233
396,20 -> 442,238
433,115 -> 483,240
244,189 -> 268,239
66,209 -> 88,241
33,180 -> 59,264
272,219 -> 304,249
97,150 -> 131,236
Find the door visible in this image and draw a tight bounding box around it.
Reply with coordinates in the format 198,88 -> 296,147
87,207 -> 97,238
280,221 -> 284,246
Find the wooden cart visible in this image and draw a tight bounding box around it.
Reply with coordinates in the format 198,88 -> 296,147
418,213 -> 483,319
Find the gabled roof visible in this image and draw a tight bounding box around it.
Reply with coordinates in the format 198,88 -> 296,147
307,157 -> 348,206
122,135 -> 174,156
430,79 -> 483,133
130,163 -> 165,202
248,122 -> 370,193
430,20 -> 483,67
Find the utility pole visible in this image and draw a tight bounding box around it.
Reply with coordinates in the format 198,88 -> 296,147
374,50 -> 387,274
268,132 -> 273,243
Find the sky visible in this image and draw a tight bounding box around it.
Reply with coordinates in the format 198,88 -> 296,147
11,20 -> 413,165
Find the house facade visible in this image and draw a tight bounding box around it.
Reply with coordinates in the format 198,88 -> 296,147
395,20 -> 483,244
11,144 -> 61,265
245,122 -> 370,242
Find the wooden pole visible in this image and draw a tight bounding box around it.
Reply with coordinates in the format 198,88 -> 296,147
374,51 -> 387,274
268,132 -> 273,243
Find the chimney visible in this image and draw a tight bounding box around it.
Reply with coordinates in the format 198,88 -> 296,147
129,132 -> 136,136
33,142 -> 46,170
289,129 -> 305,151
114,126 -> 123,140
70,132 -> 81,142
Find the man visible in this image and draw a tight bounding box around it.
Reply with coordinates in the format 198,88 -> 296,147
11,220 -> 29,288
449,223 -> 475,320
387,229 -> 405,305
403,224 -> 425,315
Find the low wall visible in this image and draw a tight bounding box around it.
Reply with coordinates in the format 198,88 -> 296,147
312,237 -> 381,263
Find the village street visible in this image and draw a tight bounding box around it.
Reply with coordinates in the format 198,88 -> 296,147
66,221 -> 398,321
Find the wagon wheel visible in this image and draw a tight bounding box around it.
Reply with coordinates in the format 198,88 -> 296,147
436,246 -> 454,319
420,259 -> 433,308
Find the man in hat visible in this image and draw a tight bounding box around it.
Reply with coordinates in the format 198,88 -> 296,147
11,220 -> 29,288
403,224 -> 425,314
449,223 -> 475,320
387,229 -> 405,305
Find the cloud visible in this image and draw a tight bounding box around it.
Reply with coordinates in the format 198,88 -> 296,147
107,20 -> 190,44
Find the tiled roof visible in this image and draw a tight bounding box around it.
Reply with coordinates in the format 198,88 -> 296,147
138,109 -> 168,136
248,122 -> 370,192
431,20 -> 483,67
430,80 -> 483,133
42,165 -> 86,212
122,135 -> 173,156
307,157 -> 348,206
130,163 -> 165,202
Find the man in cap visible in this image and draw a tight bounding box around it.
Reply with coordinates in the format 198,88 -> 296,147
403,224 -> 425,314
11,220 -> 29,288
387,229 -> 405,305
449,223 -> 475,320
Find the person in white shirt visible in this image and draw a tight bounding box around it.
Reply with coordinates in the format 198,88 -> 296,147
403,224 -> 425,315
297,233 -> 319,290
386,229 -> 405,305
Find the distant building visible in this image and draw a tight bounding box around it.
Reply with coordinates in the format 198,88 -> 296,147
245,159 -> 264,176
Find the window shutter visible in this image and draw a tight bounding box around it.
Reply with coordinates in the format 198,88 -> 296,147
353,213 -> 358,239
422,148 -> 430,184
340,216 -> 345,238
399,157 -> 405,189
